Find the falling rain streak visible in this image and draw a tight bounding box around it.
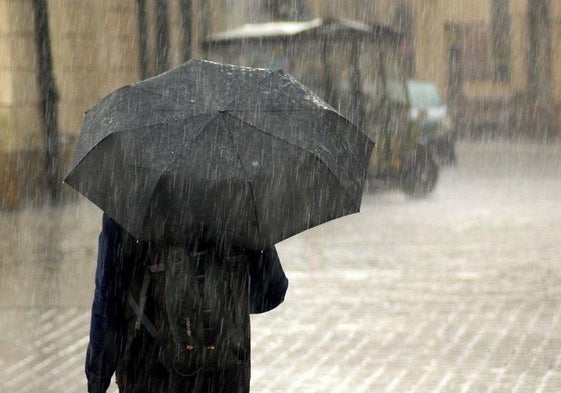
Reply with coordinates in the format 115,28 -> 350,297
1,1 -> 561,392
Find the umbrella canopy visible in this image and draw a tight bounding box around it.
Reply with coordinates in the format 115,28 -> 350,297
65,59 -> 373,249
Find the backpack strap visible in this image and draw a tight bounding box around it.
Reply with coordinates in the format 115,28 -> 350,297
128,262 -> 166,337
194,255 -> 216,350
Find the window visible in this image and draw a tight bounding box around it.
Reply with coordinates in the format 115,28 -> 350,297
461,23 -> 493,82
491,0 -> 511,82
448,5 -> 511,85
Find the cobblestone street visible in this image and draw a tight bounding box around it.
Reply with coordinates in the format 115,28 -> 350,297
1,139 -> 561,392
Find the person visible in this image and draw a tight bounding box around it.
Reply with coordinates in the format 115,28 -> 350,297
86,214 -> 289,393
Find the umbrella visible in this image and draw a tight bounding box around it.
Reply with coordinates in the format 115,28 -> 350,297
64,59 -> 373,249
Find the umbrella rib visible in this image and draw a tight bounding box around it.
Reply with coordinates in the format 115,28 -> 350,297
138,114 -> 220,233
69,113 -> 216,173
93,112 -> 213,142
218,115 -> 263,242
228,109 -> 335,112
223,111 -> 361,211
222,111 -> 322,149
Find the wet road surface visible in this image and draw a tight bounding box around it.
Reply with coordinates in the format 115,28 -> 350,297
1,139 -> 561,392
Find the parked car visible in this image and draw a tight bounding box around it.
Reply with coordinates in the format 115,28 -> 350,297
204,18 -> 440,197
407,80 -> 456,165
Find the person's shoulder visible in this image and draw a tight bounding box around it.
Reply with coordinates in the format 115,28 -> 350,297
102,213 -> 121,239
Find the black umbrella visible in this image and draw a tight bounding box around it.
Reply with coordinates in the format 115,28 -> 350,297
65,59 -> 373,249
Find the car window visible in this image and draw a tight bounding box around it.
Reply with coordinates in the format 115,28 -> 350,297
407,81 -> 444,108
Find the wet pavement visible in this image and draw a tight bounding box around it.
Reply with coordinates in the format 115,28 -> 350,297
1,139 -> 561,392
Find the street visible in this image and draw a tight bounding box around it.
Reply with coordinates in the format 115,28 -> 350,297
1,139 -> 561,392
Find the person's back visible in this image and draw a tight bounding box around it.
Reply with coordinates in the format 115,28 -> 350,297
116,240 -> 251,392
86,215 -> 288,393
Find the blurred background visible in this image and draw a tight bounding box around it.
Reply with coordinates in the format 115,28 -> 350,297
1,0 -> 559,207
1,1 -> 561,392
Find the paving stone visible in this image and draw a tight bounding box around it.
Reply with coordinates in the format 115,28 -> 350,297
1,140 -> 561,392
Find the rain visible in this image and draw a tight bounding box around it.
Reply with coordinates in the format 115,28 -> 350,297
1,1 -> 561,392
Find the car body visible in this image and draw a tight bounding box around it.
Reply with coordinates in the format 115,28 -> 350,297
407,80 -> 456,165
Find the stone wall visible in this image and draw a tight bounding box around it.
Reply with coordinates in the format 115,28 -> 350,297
0,0 -> 39,207
0,0 -> 139,208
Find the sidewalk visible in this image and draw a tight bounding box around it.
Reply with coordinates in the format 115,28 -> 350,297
1,140 -> 561,392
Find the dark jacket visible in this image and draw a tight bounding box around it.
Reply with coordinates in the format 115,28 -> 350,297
86,214 -> 289,393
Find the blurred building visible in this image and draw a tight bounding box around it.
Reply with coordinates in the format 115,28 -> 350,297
0,0 -> 402,208
0,1 -> 140,208
0,0 -> 559,208
413,0 -> 561,138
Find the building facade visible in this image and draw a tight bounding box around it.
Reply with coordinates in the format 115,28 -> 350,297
1,0 -> 140,207
0,0 -> 559,207
414,0 -> 561,137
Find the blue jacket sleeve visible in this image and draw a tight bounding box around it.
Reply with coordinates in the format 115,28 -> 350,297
249,246 -> 289,314
85,214 -> 121,393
